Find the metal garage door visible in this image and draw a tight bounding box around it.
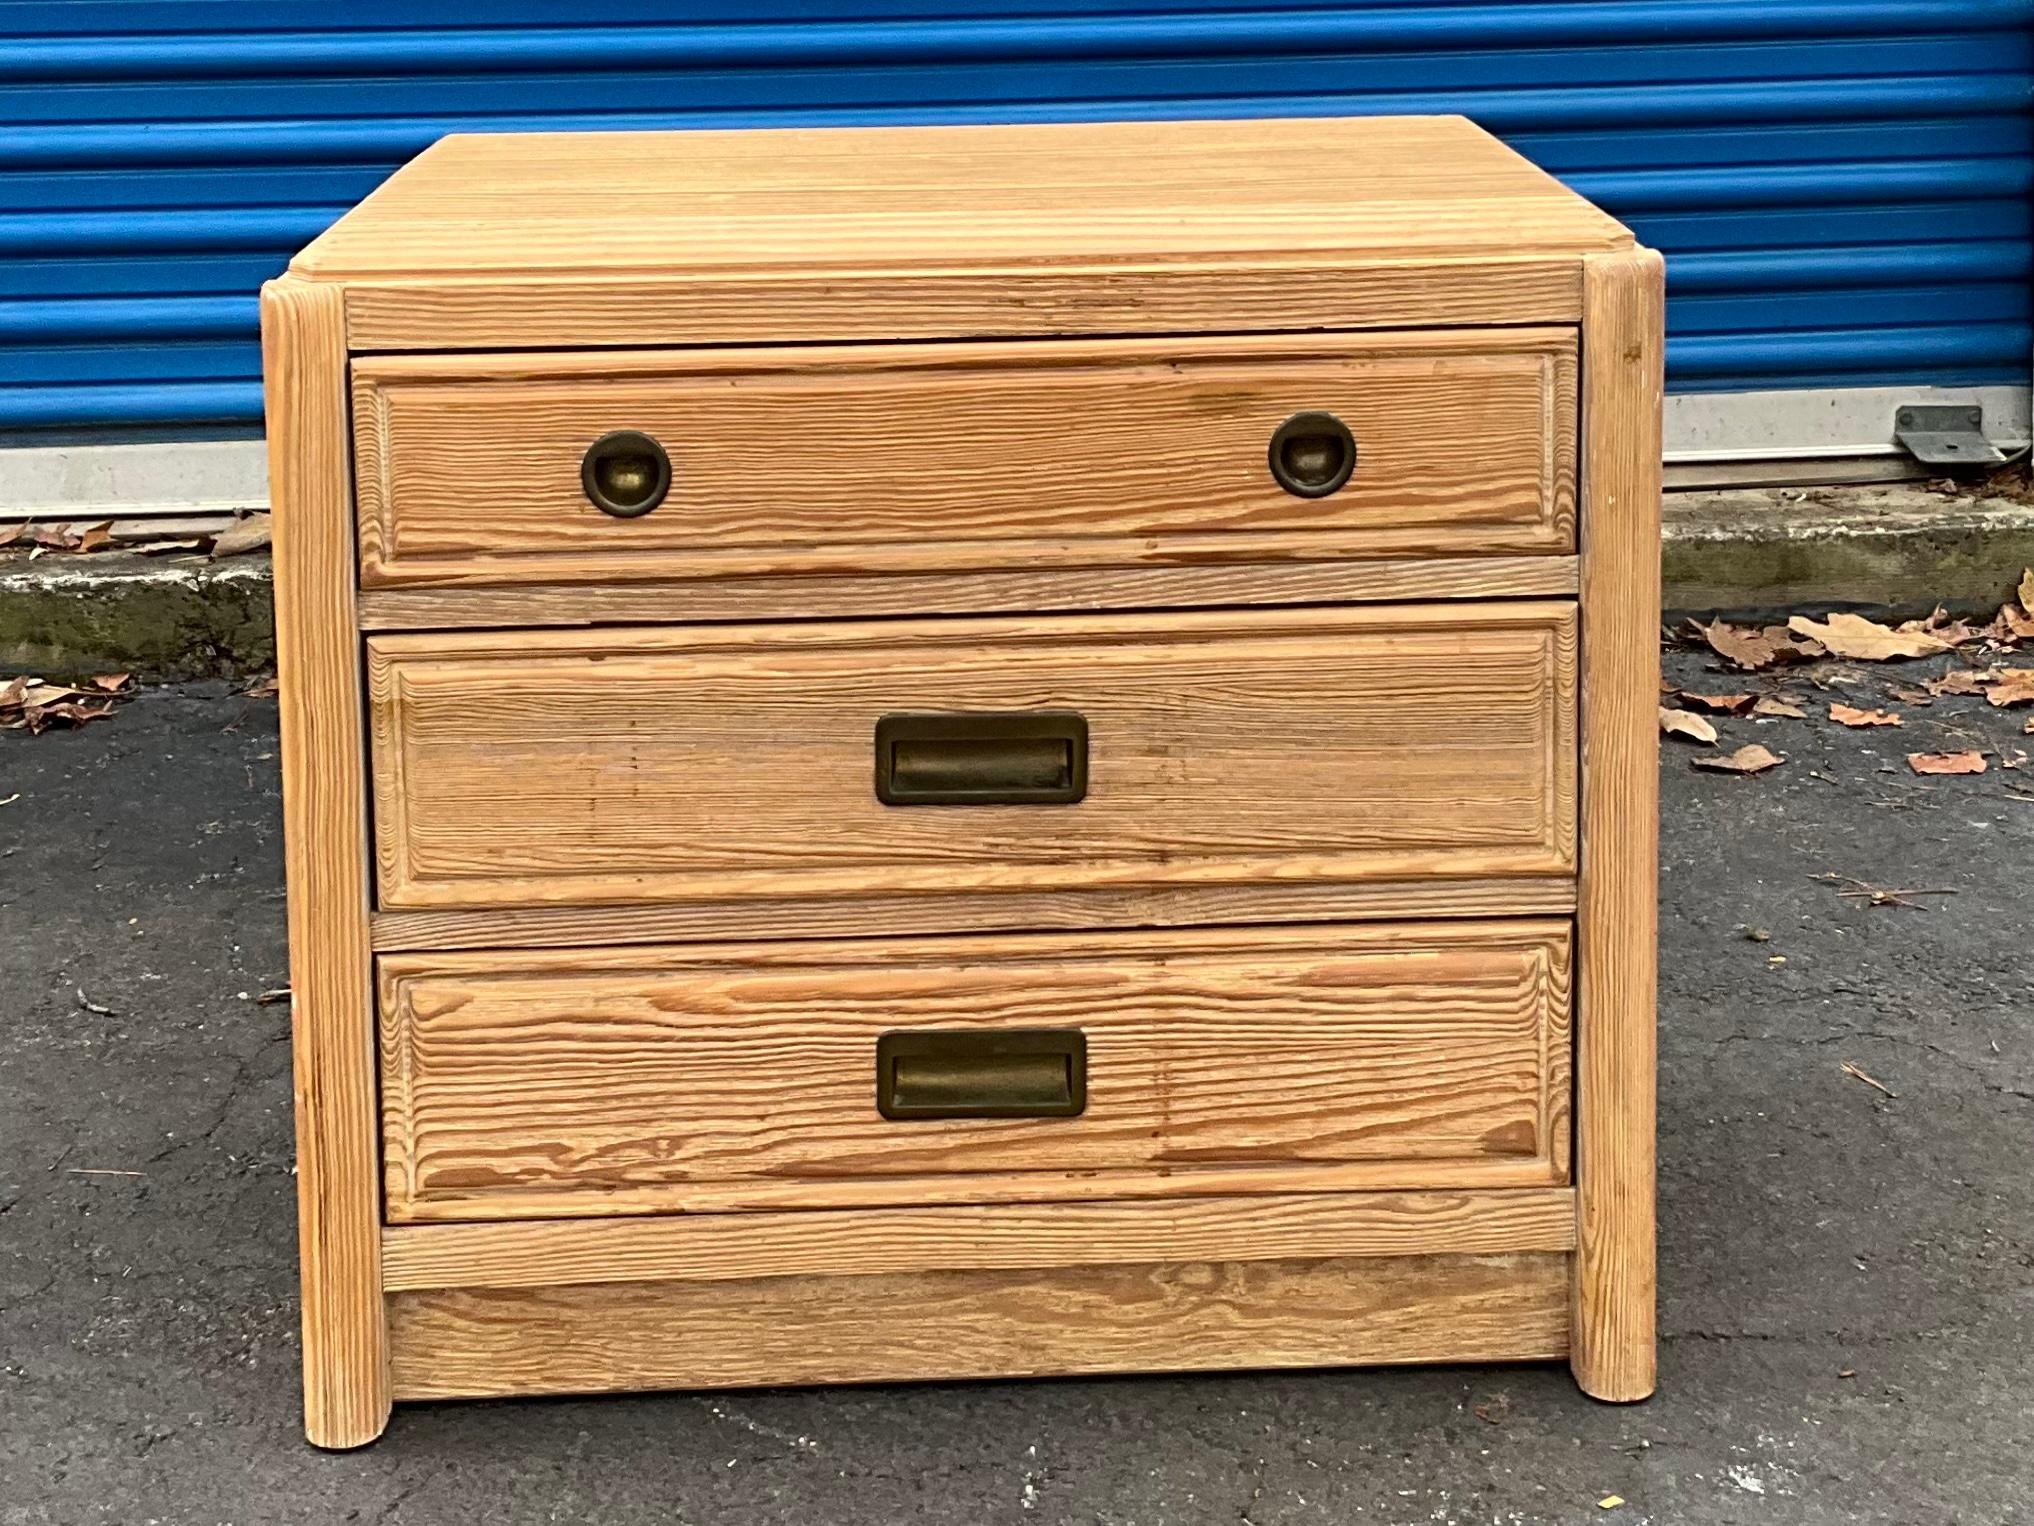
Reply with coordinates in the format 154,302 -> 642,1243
2,0 -> 2029,456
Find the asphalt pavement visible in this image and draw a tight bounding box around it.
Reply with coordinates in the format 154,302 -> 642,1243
2,647 -> 2030,1525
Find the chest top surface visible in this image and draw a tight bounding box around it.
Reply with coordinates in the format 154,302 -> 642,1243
291,115 -> 1630,284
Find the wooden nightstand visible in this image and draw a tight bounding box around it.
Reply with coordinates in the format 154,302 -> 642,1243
263,115 -> 1660,1448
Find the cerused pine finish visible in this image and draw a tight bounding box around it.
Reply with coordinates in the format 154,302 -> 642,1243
265,115 -> 1660,1447
379,922 -> 1573,1222
365,605 -> 1578,913
351,332 -> 1576,588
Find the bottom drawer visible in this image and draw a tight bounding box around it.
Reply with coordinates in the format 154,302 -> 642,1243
379,920 -> 1571,1222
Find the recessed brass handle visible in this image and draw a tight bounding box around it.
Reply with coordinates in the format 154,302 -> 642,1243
876,1030 -> 1088,1119
874,711 -> 1088,806
1268,411 -> 1357,498
581,430 -> 671,518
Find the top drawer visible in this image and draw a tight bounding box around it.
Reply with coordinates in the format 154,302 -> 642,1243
351,330 -> 1575,589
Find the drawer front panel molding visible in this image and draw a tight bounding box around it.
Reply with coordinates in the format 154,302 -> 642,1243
379,921 -> 1573,1221
353,331 -> 1576,588
366,603 -> 1579,914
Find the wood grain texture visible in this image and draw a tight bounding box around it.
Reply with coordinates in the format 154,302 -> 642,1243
352,332 -> 1576,588
301,116 -> 1629,276
340,257 -> 1584,352
381,1188 -> 1577,1291
322,118 -> 1608,349
1571,247 -> 1663,1403
386,1252 -> 1571,1400
369,875 -> 1579,952
366,604 -> 1579,915
378,922 -> 1573,1221
355,555 -> 1581,631
261,277 -> 388,1448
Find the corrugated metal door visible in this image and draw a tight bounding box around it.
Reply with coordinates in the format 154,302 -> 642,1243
2,0 -> 2029,433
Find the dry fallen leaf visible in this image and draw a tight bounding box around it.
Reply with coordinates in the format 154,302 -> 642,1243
1694,743 -> 1783,775
24,700 -> 113,733
210,511 -> 273,558
1899,604 -> 1951,632
1472,1394 -> 1511,1425
1985,669 -> 2034,708
2021,568 -> 2034,611
72,521 -> 114,553
0,676 -> 115,734
21,682 -> 89,707
88,672 -> 132,693
1888,685 -> 1935,706
1659,706 -> 1718,745
1752,696 -> 1806,719
1694,619 -> 1777,670
1678,691 -> 1755,715
138,538 -> 207,556
242,675 -> 279,698
1769,623 -> 1823,661
0,522 -> 23,549
1898,609 -> 1981,646
1927,668 -> 1996,696
1696,620 -> 1822,671
1598,1498 -> 1626,1512
1829,703 -> 1901,728
1907,751 -> 1988,776
1788,612 -> 1951,661
1940,622 -> 1983,646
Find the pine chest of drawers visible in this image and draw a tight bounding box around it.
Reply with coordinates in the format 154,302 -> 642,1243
263,115 -> 1661,1448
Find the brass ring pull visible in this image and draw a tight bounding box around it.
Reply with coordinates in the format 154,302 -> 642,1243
1268,411 -> 1357,498
581,430 -> 671,518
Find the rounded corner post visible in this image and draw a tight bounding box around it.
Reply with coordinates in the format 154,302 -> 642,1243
265,276 -> 394,1446
1569,247 -> 1662,1404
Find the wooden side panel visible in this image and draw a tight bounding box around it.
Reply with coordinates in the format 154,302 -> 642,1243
365,604 -> 1579,914
262,278 -> 389,1448
387,1252 -> 1571,1400
351,332 -> 1576,588
1571,248 -> 1663,1402
378,922 -> 1573,1222
381,1188 -> 1579,1291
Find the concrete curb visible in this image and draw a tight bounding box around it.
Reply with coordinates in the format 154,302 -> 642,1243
1663,482 -> 2034,619
1,552 -> 274,680
6,484 -> 2031,680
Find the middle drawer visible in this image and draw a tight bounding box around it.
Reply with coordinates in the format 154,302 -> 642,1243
366,603 -> 1576,916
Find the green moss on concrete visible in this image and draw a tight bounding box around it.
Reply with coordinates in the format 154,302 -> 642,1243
1662,485 -> 2034,620
1663,527 -> 2034,620
0,553 -> 274,680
